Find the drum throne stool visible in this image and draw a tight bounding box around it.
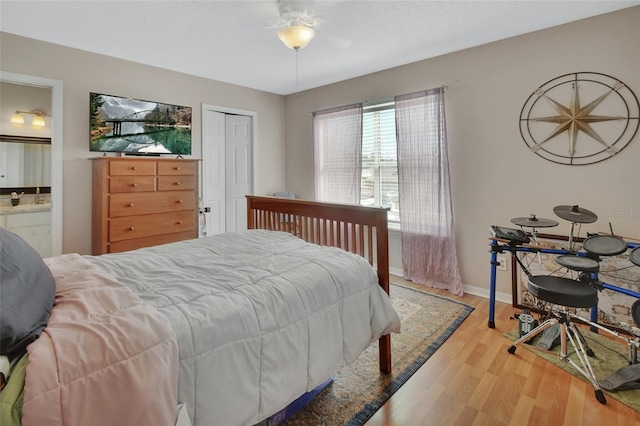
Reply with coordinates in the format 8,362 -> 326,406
507,275 -> 607,404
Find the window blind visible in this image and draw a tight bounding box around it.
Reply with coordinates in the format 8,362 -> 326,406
361,103 -> 399,222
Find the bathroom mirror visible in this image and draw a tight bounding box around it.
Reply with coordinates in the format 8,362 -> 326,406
0,140 -> 52,187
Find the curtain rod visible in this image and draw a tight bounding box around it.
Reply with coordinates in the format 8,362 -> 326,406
443,79 -> 460,91
364,80 -> 461,104
315,80 -> 461,114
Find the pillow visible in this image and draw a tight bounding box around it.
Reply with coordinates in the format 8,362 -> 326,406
0,228 -> 55,359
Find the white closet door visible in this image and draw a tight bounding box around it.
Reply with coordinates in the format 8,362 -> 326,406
225,114 -> 252,233
202,109 -> 252,235
202,109 -> 226,235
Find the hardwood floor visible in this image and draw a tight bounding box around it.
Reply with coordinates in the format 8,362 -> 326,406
365,277 -> 640,426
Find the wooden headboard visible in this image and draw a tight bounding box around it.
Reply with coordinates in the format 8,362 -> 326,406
246,195 -> 392,373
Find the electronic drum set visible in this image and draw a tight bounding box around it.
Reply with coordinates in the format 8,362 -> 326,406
490,204 -> 640,404
509,204 -> 640,329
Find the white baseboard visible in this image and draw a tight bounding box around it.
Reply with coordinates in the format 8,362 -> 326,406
463,284 -> 512,305
390,269 -> 512,305
390,267 -> 403,277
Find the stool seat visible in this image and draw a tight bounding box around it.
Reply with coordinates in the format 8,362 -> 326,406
528,276 -> 597,308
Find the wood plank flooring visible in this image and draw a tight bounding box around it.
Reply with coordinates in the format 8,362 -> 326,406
365,277 -> 640,426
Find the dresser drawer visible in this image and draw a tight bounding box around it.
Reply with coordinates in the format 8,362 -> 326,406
157,175 -> 196,191
109,211 -> 196,242
158,161 -> 196,176
110,160 -> 155,176
110,176 -> 156,193
110,191 -> 195,217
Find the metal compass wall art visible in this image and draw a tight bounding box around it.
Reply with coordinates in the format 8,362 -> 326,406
519,72 -> 640,165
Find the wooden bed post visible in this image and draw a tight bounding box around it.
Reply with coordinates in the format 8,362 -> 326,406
376,214 -> 392,374
246,201 -> 255,229
246,195 -> 393,374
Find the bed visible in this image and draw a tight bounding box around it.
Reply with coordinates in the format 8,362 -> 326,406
0,196 -> 400,426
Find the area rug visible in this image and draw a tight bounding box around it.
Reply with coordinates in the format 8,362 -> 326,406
504,329 -> 640,412
283,283 -> 474,425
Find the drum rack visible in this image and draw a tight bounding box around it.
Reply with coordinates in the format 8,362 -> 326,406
487,237 -> 640,329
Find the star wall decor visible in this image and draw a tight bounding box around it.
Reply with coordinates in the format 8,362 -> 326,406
519,72 -> 639,165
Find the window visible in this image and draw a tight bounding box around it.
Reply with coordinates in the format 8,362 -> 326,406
314,88 -> 462,293
361,101 -> 399,222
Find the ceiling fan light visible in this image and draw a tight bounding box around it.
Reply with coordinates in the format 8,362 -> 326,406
278,25 -> 315,50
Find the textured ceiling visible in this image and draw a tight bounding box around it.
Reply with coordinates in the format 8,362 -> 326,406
1,0 -> 638,95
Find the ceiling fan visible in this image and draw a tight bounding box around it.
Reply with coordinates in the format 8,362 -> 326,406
270,0 -> 352,50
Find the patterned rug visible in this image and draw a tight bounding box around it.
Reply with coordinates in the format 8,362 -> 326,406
504,328 -> 640,412
283,283 -> 474,425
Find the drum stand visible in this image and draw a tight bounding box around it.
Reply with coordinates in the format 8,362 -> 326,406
584,314 -> 640,365
508,270 -> 606,404
509,306 -> 606,404
567,221 -> 577,251
582,276 -> 640,365
528,226 -> 543,264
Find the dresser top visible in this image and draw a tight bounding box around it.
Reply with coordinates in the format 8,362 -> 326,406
90,156 -> 200,161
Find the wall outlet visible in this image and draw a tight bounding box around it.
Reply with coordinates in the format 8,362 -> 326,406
497,255 -> 508,271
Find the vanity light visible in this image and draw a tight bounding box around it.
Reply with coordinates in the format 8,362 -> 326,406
32,113 -> 46,127
10,110 -> 49,127
10,111 -> 25,124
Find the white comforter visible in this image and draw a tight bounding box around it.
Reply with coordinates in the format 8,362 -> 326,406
88,230 -> 400,426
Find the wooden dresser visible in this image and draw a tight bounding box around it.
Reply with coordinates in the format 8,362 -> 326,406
92,157 -> 199,255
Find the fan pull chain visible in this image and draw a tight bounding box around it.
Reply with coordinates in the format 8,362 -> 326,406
295,46 -> 300,101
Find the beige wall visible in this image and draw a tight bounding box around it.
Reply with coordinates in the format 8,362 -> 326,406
0,32 -> 287,255
1,8 -> 638,299
283,7 -> 640,297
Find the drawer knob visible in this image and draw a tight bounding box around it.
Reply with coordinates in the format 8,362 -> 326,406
131,166 -> 137,170
177,200 -> 183,204
131,183 -> 138,187
128,203 -> 135,207
175,181 -> 181,185
177,220 -> 183,225
128,227 -> 135,231
174,167 -> 180,170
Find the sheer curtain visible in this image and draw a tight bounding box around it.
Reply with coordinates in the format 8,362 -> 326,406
395,88 -> 464,296
313,103 -> 363,204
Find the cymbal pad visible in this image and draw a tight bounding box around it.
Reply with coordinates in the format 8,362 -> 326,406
553,205 -> 598,224
511,214 -> 559,228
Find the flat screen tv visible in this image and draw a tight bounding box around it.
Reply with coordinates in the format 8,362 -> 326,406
90,92 -> 192,155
